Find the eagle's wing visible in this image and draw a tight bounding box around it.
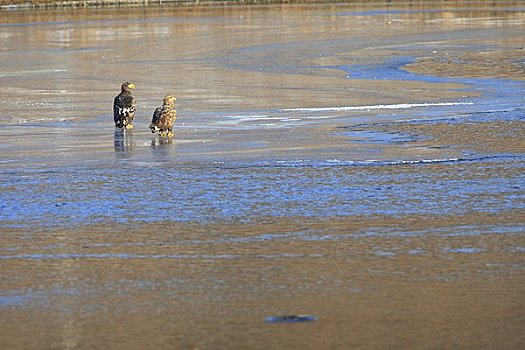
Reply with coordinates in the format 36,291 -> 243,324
150,107 -> 163,132
152,107 -> 162,125
113,95 -> 123,123
158,106 -> 176,129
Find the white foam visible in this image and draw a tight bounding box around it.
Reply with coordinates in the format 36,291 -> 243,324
267,157 -> 464,168
282,102 -> 474,113
355,158 -> 462,166
0,69 -> 67,77
129,161 -> 163,167
223,115 -> 271,121
391,158 -> 461,165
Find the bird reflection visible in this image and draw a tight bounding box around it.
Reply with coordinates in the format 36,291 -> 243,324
150,136 -> 173,148
150,134 -> 176,161
114,128 -> 135,158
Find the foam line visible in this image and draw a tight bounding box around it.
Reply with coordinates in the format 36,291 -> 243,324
282,102 -> 474,112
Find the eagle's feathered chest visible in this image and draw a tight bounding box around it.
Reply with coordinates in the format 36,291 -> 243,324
154,105 -> 176,126
113,93 -> 136,117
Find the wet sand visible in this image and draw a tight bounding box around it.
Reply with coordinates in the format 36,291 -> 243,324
1,2 -> 525,349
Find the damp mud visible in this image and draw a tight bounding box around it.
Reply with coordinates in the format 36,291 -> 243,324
1,2 -> 525,349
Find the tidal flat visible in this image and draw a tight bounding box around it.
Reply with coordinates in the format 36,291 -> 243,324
1,2 -> 524,349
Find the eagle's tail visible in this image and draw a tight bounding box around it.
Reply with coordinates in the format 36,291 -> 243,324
149,123 -> 160,134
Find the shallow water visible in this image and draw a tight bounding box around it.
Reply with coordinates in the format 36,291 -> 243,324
1,2 -> 525,349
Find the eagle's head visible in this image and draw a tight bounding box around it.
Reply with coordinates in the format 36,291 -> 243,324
121,82 -> 136,93
163,95 -> 176,106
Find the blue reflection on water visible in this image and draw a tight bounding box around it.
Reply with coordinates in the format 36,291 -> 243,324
0,290 -> 49,309
316,56 -> 525,114
444,247 -> 485,254
1,153 -> 523,230
321,57 -> 442,82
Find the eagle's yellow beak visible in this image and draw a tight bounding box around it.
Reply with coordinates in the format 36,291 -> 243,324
128,83 -> 136,89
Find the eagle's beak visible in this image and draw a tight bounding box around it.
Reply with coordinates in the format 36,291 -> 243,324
128,83 -> 136,89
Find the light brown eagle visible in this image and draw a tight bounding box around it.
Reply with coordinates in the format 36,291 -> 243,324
150,95 -> 176,137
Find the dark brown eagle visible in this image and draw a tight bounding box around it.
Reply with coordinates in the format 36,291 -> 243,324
150,95 -> 176,137
113,82 -> 136,128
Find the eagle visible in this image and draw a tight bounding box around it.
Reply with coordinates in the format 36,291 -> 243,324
113,82 -> 136,128
150,95 -> 176,137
